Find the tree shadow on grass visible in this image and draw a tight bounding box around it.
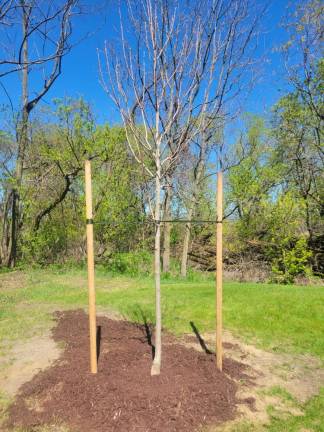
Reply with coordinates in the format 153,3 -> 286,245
190,321 -> 214,355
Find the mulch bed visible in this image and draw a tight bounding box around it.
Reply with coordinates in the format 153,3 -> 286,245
6,310 -> 253,432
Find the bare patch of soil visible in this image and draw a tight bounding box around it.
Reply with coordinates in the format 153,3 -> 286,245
5,310 -> 250,432
0,333 -> 61,398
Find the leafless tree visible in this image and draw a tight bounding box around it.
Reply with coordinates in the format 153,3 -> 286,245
100,0 -> 209,375
0,1 -> 13,23
99,0 -> 264,374
0,0 -> 83,266
282,0 -> 323,121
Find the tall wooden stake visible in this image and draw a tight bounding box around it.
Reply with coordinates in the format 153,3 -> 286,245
85,159 -> 97,374
216,170 -> 223,371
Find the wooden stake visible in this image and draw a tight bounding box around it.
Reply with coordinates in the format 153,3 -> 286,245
85,159 -> 97,374
216,170 -> 223,371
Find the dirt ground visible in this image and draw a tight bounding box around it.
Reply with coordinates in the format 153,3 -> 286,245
183,329 -> 324,426
1,309 -> 323,432
4,310 -> 253,432
0,333 -> 61,397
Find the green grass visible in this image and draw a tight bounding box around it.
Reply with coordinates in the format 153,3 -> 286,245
0,268 -> 323,431
103,277 -> 324,358
1,268 -> 323,359
266,388 -> 324,431
221,387 -> 324,432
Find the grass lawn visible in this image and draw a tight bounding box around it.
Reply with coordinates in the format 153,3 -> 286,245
0,267 -> 323,431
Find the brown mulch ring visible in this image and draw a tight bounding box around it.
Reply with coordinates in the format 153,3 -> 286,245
6,310 -> 254,432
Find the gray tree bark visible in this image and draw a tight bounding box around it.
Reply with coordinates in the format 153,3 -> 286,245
180,134 -> 207,277
151,148 -> 162,376
8,3 -> 29,267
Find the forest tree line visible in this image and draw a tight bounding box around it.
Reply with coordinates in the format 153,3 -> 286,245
1,79 -> 322,283
0,0 -> 323,284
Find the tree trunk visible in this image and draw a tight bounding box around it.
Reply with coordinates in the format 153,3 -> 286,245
8,6 -> 29,267
216,170 -> 223,371
180,208 -> 194,277
162,180 -> 172,273
180,135 -> 207,277
9,115 -> 27,267
0,191 -> 12,265
151,151 -> 162,376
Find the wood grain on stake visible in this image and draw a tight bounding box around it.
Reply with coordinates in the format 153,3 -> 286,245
216,171 -> 223,371
85,160 -> 97,374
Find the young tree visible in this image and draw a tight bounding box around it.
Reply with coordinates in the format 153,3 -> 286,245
100,0 -> 264,373
100,0 -> 206,375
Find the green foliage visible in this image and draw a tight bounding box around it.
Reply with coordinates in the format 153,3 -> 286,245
91,124 -> 145,253
1,91 -> 321,282
104,251 -> 153,276
226,110 -> 320,283
21,223 -> 68,265
227,116 -> 283,233
16,98 -> 147,265
272,238 -> 313,284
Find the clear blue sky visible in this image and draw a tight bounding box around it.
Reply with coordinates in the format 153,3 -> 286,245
0,0 -> 292,127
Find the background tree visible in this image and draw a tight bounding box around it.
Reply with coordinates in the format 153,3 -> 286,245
0,0 -> 83,267
179,116 -> 220,276
275,0 -> 323,275
20,98 -> 142,262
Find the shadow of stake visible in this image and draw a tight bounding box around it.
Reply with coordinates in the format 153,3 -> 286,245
190,321 -> 214,355
96,325 -> 101,362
